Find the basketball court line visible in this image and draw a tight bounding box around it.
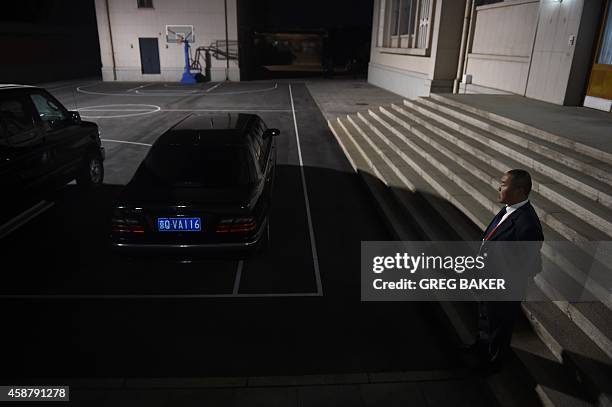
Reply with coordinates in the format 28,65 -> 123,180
101,138 -> 153,147
206,82 -> 223,92
76,83 -> 278,97
126,83 -> 157,92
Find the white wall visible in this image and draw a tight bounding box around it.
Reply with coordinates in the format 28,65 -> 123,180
465,0 -> 603,105
526,0 -> 602,105
465,0 -> 539,95
95,0 -> 239,82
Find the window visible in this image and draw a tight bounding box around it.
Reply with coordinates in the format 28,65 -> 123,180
29,93 -> 68,125
377,0 -> 435,52
140,145 -> 257,188
137,0 -> 153,8
0,96 -> 35,137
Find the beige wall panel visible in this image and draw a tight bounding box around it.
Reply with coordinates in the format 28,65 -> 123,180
471,0 -> 538,57
466,56 -> 530,94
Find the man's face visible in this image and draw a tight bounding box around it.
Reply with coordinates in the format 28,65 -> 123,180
498,173 -> 517,204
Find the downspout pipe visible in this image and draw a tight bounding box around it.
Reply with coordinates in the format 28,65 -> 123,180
105,0 -> 117,81
453,0 -> 474,94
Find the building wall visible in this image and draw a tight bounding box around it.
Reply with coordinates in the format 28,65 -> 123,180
94,0 -> 239,82
465,0 -> 539,95
526,0 -> 603,105
368,0 -> 466,99
464,0 -> 603,105
369,0 -> 604,106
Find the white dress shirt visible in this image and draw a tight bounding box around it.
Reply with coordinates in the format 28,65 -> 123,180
496,199 -> 529,229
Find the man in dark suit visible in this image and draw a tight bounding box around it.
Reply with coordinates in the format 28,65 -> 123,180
468,169 -> 544,372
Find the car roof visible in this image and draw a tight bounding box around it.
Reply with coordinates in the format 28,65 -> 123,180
156,113 -> 259,147
0,84 -> 38,91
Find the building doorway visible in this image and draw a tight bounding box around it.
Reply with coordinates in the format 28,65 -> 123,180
585,0 -> 612,112
139,38 -> 161,75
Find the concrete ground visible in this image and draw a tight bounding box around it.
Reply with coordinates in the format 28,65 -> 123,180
0,79 -> 502,406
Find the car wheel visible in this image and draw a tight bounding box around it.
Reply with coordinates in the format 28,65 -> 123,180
77,155 -> 104,188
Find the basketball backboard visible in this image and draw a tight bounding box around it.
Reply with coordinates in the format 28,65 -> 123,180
166,25 -> 194,43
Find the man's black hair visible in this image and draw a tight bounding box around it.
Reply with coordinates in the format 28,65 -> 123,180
507,169 -> 532,195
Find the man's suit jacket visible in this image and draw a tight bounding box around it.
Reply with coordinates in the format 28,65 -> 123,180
481,202 -> 544,242
480,202 -> 544,293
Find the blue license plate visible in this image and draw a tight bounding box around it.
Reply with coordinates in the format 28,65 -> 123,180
157,217 -> 201,232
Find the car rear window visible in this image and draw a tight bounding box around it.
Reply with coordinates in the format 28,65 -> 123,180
139,144 -> 258,188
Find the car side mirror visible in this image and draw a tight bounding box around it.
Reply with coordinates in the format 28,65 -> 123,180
263,128 -> 280,139
69,111 -> 81,123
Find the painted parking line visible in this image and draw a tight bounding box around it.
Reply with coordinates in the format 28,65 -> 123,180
0,201 -> 55,240
101,139 -> 152,147
289,84 -> 323,296
0,292 -> 321,299
232,260 -> 244,295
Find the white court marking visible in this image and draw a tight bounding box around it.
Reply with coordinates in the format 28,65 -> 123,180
126,83 -> 157,92
101,139 -> 152,147
0,292 -> 322,299
289,84 -> 323,296
78,104 -> 161,119
76,105 -> 292,119
233,260 -> 244,295
77,82 -> 278,97
206,82 -> 223,92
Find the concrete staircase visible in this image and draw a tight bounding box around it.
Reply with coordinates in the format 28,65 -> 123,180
328,94 -> 612,407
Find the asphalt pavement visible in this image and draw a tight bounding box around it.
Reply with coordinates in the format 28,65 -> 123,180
0,79 -> 499,406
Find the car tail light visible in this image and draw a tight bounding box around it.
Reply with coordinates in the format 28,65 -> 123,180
216,217 -> 257,234
112,208 -> 145,234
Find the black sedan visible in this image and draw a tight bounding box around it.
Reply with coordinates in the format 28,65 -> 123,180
110,113 -> 279,255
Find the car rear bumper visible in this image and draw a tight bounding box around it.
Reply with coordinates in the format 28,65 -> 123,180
110,217 -> 267,254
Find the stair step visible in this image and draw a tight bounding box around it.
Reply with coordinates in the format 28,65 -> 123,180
395,103 -> 612,234
436,285 -> 593,407
374,106 -> 612,243
429,93 -> 612,168
388,103 -> 612,240
329,118 -> 422,241
537,258 -> 612,359
344,113 -> 472,241
355,111 -> 489,239
332,106 -> 610,407
512,314 -> 598,407
342,115 -> 453,241
371,105 -> 612,361
416,96 -> 612,188
523,298 -> 612,407
539,227 -> 612,311
404,98 -> 612,209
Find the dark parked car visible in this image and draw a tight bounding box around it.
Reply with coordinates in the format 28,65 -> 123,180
0,84 -> 105,206
110,113 -> 279,255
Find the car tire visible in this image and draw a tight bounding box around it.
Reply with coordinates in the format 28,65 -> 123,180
76,154 -> 104,188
